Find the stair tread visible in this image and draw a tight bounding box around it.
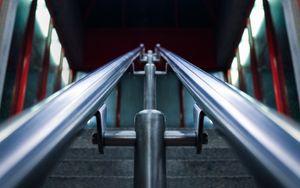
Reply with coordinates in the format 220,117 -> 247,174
42,175 -> 258,188
42,128 -> 258,188
47,175 -> 254,178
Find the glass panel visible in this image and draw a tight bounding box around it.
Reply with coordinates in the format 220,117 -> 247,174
239,28 -> 254,97
250,0 -> 276,109
268,0 -> 300,121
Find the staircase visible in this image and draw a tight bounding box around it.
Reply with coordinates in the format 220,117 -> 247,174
42,129 -> 258,188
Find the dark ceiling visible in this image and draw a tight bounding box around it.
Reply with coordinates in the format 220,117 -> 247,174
80,0 -> 213,28
46,0 -> 254,71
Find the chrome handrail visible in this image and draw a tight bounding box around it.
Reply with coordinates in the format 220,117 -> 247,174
0,47 -> 142,188
158,46 -> 300,188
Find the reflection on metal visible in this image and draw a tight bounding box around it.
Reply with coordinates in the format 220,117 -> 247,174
158,46 -> 300,188
92,50 -> 205,188
93,129 -> 197,147
134,110 -> 166,188
0,47 -> 142,188
135,50 -> 165,188
144,63 -> 156,109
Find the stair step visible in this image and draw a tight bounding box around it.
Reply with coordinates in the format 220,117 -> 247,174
42,176 -> 257,188
42,128 -> 258,188
64,128 -> 238,161
50,159 -> 249,177
63,146 -> 238,160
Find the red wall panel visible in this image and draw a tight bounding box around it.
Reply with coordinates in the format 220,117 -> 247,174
82,28 -> 217,71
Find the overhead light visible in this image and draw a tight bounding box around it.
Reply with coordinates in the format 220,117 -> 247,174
250,0 -> 265,38
238,28 -> 250,66
50,29 -> 62,66
36,0 -> 50,37
61,57 -> 70,85
230,57 -> 239,86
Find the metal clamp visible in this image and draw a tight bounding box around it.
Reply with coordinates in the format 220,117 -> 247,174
92,104 -> 107,154
194,104 -> 209,154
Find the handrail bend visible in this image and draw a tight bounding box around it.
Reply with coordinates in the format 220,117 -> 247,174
0,47 -> 142,188
158,47 -> 300,188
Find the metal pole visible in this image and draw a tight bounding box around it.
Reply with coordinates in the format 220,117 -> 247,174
144,51 -> 156,109
134,50 -> 166,188
134,110 -> 166,188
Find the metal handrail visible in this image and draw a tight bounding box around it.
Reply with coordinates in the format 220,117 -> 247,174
158,47 -> 300,188
0,47 -> 142,188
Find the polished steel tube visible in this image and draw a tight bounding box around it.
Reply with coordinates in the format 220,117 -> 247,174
158,47 -> 300,188
0,47 -> 142,188
104,129 -> 136,146
103,129 -> 197,146
134,110 -> 166,188
164,129 -> 196,146
144,63 -> 156,109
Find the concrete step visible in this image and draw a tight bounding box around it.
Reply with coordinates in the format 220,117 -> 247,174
42,176 -> 257,188
50,159 -> 249,177
42,128 -> 259,188
64,128 -> 238,161
63,146 -> 238,160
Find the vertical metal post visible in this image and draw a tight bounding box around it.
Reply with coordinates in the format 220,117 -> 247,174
12,0 -> 37,114
263,0 -> 289,114
134,110 -> 166,188
144,51 -> 157,109
248,21 -> 263,101
134,50 -> 166,188
0,0 -> 18,110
